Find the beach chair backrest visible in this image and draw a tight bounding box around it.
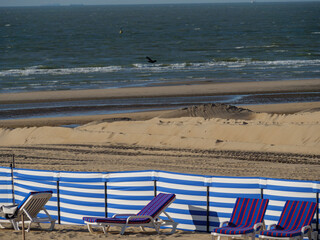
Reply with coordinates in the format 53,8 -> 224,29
277,200 -> 317,230
137,193 -> 175,218
16,191 -> 53,219
229,197 -> 269,227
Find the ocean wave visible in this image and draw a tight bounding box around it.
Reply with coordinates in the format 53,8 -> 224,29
235,44 -> 279,49
273,50 -> 288,53
0,65 -> 122,77
1,59 -> 320,77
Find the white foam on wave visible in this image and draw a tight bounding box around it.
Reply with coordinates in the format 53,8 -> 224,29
274,50 -> 288,53
262,44 -> 279,48
0,65 -> 122,77
132,59 -> 320,72
235,44 -> 279,49
132,62 -> 188,72
1,59 -> 320,77
258,59 -> 320,66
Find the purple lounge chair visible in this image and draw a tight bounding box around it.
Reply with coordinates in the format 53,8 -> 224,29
259,200 -> 317,240
83,193 -> 177,235
212,197 -> 269,240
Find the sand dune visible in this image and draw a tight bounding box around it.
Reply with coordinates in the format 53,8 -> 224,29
1,104 -> 320,155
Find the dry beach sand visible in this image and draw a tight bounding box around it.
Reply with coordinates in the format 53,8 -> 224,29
1,79 -> 320,239
0,224 -> 208,240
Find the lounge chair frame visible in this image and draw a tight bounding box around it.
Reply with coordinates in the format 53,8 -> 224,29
259,224 -> 314,240
0,191 -> 56,232
84,194 -> 177,235
213,221 -> 265,240
212,198 -> 269,240
258,200 -> 317,240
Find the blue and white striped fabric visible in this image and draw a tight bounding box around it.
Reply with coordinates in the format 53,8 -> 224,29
0,167 -> 13,205
157,171 -> 207,231
59,171 -> 105,225
0,166 -> 319,234
209,176 -> 261,232
12,168 -> 58,220
106,171 -> 155,218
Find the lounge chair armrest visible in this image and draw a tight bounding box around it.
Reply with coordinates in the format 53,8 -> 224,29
301,225 -> 311,234
267,224 -> 277,230
126,215 -> 154,223
219,221 -> 229,227
254,222 -> 264,231
127,215 -> 153,219
112,213 -> 137,218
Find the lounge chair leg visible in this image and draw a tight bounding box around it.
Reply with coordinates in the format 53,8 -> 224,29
99,225 -> 110,235
49,221 -> 55,231
26,222 -> 32,232
152,222 -> 160,234
140,226 -> 146,232
102,226 -> 108,235
167,222 -> 178,234
11,220 -> 19,231
87,224 -> 95,234
120,226 -> 126,235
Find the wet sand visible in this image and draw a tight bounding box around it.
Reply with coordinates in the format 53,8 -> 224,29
1,79 -> 320,104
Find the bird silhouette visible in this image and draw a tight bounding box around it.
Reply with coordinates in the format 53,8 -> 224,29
146,56 -> 157,63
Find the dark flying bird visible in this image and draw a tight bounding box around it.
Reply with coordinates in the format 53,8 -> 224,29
146,56 -> 157,63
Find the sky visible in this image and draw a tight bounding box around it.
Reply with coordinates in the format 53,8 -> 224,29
0,0 -> 319,7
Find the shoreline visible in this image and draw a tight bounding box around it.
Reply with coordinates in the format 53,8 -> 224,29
2,78 -> 320,123
1,101 -> 320,128
1,79 -> 320,104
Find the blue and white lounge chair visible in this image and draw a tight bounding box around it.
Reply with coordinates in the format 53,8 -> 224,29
83,193 -> 177,235
259,200 -> 317,240
212,197 -> 269,240
0,191 -> 56,232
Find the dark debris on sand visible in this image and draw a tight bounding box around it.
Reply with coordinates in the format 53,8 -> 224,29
160,103 -> 254,120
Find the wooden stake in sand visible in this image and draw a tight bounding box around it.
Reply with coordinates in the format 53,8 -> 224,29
22,214 -> 26,240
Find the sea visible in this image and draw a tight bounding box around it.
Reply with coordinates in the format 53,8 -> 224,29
1,2 -> 320,120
